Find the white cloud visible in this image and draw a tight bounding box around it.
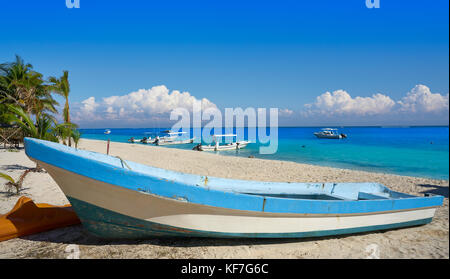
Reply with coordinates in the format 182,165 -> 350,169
81,97 -> 98,114
279,108 -> 294,116
71,84 -> 448,127
75,97 -> 102,121
304,90 -> 395,116
72,85 -> 217,125
398,84 -> 449,113
298,85 -> 449,125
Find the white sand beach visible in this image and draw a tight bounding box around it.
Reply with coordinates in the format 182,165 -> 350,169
0,138 -> 448,259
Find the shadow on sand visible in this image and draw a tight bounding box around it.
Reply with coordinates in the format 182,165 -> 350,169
18,223 -> 424,249
0,164 -> 32,171
418,184 -> 449,198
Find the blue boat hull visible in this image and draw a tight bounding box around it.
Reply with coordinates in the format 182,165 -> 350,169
23,138 -> 444,239
69,197 -> 433,239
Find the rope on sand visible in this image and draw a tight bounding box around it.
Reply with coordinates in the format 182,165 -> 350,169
115,156 -> 132,170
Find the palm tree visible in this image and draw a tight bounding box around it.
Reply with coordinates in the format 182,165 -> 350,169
1,56 -> 81,182
5,104 -> 59,171
1,55 -> 58,118
71,129 -> 81,149
1,55 -> 36,107
5,104 -> 58,142
53,122 -> 78,145
1,56 -> 80,149
49,71 -> 72,146
0,98 -> 9,124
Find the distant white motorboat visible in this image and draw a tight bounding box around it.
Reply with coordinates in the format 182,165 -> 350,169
154,131 -> 194,146
314,128 -> 347,139
199,134 -> 250,151
141,137 -> 152,144
156,138 -> 194,145
127,137 -> 152,143
104,129 -> 111,135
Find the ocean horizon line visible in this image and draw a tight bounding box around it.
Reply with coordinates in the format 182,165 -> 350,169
78,125 -> 450,130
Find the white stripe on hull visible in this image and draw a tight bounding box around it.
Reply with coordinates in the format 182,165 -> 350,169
38,161 -> 436,235
147,209 -> 435,234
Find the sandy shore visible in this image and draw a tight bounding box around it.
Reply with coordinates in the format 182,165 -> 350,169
0,138 -> 448,259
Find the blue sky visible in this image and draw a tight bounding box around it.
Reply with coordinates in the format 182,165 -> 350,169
1,0 -> 448,127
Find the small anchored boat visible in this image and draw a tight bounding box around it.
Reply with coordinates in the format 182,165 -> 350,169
24,138 -> 443,239
104,129 -> 111,135
140,137 -> 153,144
155,138 -> 194,145
127,137 -> 152,144
127,137 -> 140,143
154,131 -> 194,146
314,128 -> 347,139
199,134 -> 250,151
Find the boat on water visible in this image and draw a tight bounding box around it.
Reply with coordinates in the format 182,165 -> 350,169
314,128 -> 347,139
104,129 -> 111,135
156,138 -> 194,145
24,137 -> 443,239
127,137 -> 152,144
154,131 -> 194,146
199,134 -> 250,151
141,137 -> 153,144
127,138 -> 140,143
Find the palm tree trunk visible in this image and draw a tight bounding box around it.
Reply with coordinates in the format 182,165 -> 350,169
65,99 -> 72,147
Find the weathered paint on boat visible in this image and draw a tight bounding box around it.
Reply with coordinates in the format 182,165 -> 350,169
24,138 -> 444,239
67,197 -> 432,239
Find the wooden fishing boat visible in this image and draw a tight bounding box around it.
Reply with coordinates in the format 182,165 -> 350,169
24,138 -> 443,239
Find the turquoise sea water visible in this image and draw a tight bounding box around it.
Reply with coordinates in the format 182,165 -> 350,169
79,127 -> 449,180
